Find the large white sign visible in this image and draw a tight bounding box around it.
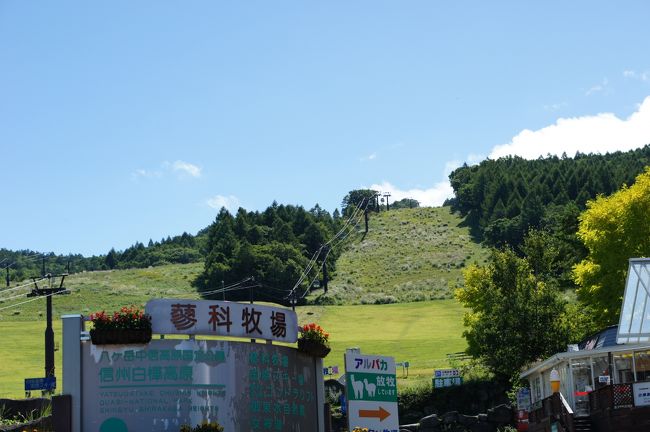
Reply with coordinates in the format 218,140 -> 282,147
633,381 -> 650,407
145,299 -> 298,343
345,349 -> 399,432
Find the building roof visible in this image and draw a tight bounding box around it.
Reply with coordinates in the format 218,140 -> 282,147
578,325 -> 619,350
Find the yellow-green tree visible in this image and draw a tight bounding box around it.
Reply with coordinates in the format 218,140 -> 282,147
574,167 -> 650,327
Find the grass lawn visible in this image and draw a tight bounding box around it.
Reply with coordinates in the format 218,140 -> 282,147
0,299 -> 465,398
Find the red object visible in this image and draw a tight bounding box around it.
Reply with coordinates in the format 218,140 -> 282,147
517,410 -> 529,431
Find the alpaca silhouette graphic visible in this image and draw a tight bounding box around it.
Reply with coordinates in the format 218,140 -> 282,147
363,378 -> 376,397
350,374 -> 364,399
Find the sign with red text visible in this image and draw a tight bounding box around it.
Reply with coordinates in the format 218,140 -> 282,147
345,349 -> 399,432
145,299 -> 298,343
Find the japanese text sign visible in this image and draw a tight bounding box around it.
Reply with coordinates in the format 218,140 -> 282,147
145,299 -> 298,343
345,350 -> 399,432
82,339 -> 318,431
25,377 -> 56,391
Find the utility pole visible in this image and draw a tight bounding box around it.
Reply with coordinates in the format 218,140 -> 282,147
5,266 -> 8,288
364,208 -> 369,234
321,246 -> 329,294
383,192 -> 392,211
27,273 -> 70,380
375,193 -> 380,213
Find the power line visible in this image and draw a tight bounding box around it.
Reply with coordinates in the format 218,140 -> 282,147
285,198 -> 370,301
0,292 -> 37,303
289,197 -> 371,300
0,289 -> 66,312
0,278 -> 47,295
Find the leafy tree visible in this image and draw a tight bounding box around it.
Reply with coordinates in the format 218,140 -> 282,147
341,189 -> 378,215
574,167 -> 650,327
391,198 -> 420,209
456,249 -> 572,383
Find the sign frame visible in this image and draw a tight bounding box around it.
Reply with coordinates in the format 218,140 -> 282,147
345,349 -> 399,432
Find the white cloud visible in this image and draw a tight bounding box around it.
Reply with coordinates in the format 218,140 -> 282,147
131,168 -> 162,179
623,70 -> 649,81
360,152 -> 377,162
585,78 -> 609,96
489,96 -> 650,160
544,101 -> 568,111
206,195 -> 241,212
466,153 -> 485,165
367,180 -> 454,207
172,160 -> 202,178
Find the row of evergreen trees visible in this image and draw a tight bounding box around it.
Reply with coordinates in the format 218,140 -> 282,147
1,232 -> 207,284
447,144 -> 650,288
193,203 -> 345,304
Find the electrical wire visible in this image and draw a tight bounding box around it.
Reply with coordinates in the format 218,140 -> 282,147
298,198 -> 369,299
0,278 -> 46,295
285,197 -> 370,300
0,292 -> 34,303
0,289 -> 66,312
197,277 -> 254,297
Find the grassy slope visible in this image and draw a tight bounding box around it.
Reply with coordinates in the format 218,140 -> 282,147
0,207 -> 486,397
316,207 -> 488,304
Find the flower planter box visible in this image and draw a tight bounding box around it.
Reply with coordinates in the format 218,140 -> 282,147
297,338 -> 331,358
90,328 -> 152,345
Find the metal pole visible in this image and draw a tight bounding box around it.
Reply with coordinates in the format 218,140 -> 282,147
322,248 -> 329,294
222,280 -> 225,301
364,209 -> 368,233
45,294 -> 55,378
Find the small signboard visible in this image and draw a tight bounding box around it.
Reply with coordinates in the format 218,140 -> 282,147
433,368 -> 463,388
434,368 -> 460,378
323,365 -> 340,376
516,387 -> 531,411
633,382 -> 650,407
25,377 -> 56,391
145,299 -> 298,343
345,349 -> 399,432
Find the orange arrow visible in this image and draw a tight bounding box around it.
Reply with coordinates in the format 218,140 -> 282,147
359,406 -> 391,421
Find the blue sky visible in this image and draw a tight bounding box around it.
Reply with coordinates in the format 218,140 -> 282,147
2,1 -> 650,256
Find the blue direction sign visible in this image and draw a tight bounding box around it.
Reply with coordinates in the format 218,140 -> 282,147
24,377 -> 56,391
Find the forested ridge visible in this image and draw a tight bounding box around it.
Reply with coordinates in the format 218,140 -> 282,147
448,145 -> 650,288
1,202 -> 346,306
449,145 -> 650,245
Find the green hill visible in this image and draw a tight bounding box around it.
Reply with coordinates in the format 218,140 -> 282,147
313,206 -> 488,304
0,207 -> 486,397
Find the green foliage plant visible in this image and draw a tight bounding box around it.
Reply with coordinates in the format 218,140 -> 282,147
455,249 -> 571,383
574,167 -> 650,327
180,421 -> 224,432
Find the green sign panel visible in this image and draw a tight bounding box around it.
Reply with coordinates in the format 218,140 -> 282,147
346,372 -> 397,402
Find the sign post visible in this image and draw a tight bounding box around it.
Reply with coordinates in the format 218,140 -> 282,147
345,348 -> 399,432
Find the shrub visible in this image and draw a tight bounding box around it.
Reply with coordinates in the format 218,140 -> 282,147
180,421 -> 224,432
